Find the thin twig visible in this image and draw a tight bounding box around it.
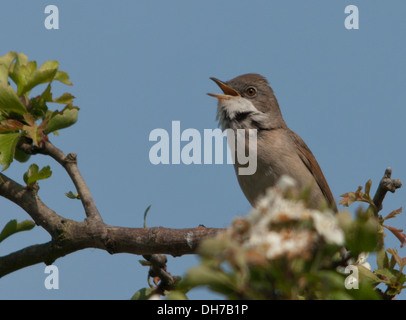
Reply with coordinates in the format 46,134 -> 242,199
18,139 -> 103,222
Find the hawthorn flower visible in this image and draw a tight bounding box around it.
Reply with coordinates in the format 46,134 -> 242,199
231,179 -> 345,261
312,211 -> 345,245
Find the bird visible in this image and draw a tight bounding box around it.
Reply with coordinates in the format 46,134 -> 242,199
207,73 -> 336,211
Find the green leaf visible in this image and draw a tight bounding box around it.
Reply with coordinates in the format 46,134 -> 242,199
19,61 -> 58,96
0,219 -> 35,243
365,179 -> 372,196
53,92 -> 75,104
22,113 -> 40,146
65,191 -> 80,200
16,61 -> 37,96
143,205 -> 152,228
54,70 -> 72,85
131,287 -> 156,300
389,252 -> 397,269
23,164 -> 52,185
184,265 -> 237,296
375,268 -> 398,284
27,83 -> 53,121
387,248 -> 405,269
45,105 -> 79,134
38,60 -> 59,72
0,52 -> 17,67
14,147 -> 31,163
0,132 -> 20,171
138,260 -> 151,267
0,52 -> 17,84
0,64 -> 9,85
0,119 -> 24,133
344,209 -> 380,255
357,265 -> 381,285
9,53 -> 28,87
0,83 -> 27,115
377,248 -> 389,270
165,290 -> 188,300
40,83 -> 53,101
30,98 -> 48,121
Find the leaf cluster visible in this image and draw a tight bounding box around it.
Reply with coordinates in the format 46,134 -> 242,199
0,52 -> 78,171
0,51 -> 79,247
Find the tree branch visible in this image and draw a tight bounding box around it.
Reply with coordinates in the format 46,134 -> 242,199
0,224 -> 221,278
42,141 -> 103,222
0,242 -> 71,278
142,254 -> 181,294
372,167 -> 402,213
1,144 -> 223,278
0,172 -> 66,236
18,139 -> 102,222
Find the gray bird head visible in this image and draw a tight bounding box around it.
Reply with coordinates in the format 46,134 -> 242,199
208,73 -> 287,131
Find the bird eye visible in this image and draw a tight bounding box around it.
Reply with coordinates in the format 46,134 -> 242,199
245,87 -> 257,97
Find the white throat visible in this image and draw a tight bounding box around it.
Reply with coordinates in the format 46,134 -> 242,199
216,97 -> 268,130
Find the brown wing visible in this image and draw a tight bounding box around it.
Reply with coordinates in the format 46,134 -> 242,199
288,130 -> 336,211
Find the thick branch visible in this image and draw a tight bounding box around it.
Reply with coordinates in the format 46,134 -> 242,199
0,169 -> 223,277
0,141 -> 225,277
0,242 -> 72,278
0,225 -> 222,278
1,141 -> 224,278
372,167 -> 402,213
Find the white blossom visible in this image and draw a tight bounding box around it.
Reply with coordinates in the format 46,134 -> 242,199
237,181 -> 345,261
312,211 -> 345,245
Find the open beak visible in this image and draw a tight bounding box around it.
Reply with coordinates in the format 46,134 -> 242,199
207,77 -> 240,100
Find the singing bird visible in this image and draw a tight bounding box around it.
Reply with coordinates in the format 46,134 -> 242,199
208,73 -> 336,211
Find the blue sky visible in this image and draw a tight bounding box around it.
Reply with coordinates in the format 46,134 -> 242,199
0,1 -> 405,299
